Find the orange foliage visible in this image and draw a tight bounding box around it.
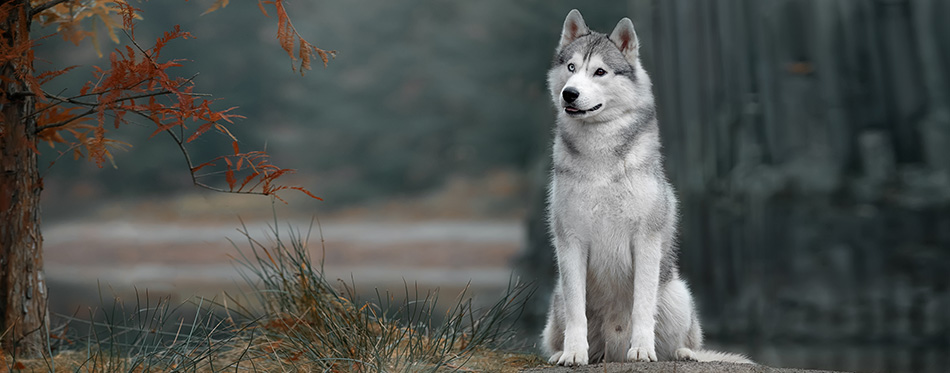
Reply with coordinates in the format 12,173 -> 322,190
33,0 -> 129,56
198,0 -> 336,74
201,0 -> 230,16
0,0 -> 329,201
258,0 -> 336,74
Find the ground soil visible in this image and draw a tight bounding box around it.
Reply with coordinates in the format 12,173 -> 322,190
522,361 -> 846,373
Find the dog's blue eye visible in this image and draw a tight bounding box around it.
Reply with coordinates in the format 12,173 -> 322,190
594,68 -> 607,76
567,63 -> 575,72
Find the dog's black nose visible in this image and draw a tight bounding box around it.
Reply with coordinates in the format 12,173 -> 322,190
562,87 -> 579,103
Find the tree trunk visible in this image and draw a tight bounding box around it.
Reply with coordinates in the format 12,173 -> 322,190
0,0 -> 49,358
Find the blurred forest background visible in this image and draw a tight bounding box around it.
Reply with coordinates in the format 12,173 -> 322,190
34,1 -> 949,372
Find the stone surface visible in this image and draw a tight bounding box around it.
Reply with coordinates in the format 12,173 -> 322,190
522,361 -> 845,373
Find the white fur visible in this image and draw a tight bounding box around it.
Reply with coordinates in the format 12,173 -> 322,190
541,9 -> 753,367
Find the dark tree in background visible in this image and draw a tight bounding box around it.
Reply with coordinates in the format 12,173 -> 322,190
517,1 -> 949,371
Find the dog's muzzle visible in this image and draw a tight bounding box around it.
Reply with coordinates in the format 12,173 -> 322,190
565,103 -> 603,115
561,87 -> 602,115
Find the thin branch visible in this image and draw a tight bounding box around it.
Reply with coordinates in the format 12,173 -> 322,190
44,77 -> 153,103
30,76 -> 145,121
29,87 -> 70,118
33,107 -> 94,133
44,88 -> 209,108
34,72 -> 201,116
34,87 -> 210,134
162,121 -> 201,186
123,28 -> 149,57
30,0 -> 71,17
123,108 -> 271,197
31,88 -> 162,133
192,170 -> 230,178
41,140 -> 83,177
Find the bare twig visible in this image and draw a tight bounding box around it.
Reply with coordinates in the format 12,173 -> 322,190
122,28 -> 163,63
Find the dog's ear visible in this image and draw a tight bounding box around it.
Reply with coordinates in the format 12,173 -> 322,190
558,9 -> 590,49
609,17 -> 639,62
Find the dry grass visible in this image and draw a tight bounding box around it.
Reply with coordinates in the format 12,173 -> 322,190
10,348 -> 547,372
4,215 -> 539,372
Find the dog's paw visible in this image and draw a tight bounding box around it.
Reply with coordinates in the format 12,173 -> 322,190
627,331 -> 657,362
547,351 -> 563,364
556,348 -> 588,366
674,348 -> 697,361
626,346 -> 657,362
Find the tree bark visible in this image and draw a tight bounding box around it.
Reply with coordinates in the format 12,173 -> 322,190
0,0 -> 49,358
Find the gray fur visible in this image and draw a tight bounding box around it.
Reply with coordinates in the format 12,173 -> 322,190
612,107 -> 657,158
553,164 -> 578,178
541,9 -> 752,366
555,34 -> 638,84
556,128 -> 581,157
657,247 -> 676,285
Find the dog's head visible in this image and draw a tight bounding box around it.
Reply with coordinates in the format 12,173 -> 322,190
547,9 -> 650,123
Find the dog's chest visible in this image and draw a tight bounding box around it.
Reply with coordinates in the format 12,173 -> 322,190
552,167 -> 660,238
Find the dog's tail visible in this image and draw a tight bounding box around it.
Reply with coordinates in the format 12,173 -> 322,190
691,349 -> 755,364
680,311 -> 754,364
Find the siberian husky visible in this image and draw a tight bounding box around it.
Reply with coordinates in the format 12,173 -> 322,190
541,9 -> 752,366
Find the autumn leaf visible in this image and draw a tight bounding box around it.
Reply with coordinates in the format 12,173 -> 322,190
202,0 -> 230,15
32,0 -> 133,57
35,65 -> 78,84
259,0 -> 335,74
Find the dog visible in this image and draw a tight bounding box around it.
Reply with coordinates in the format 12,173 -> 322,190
541,9 -> 752,366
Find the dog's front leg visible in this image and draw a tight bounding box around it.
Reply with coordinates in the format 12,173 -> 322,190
555,235 -> 589,366
628,232 -> 661,362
